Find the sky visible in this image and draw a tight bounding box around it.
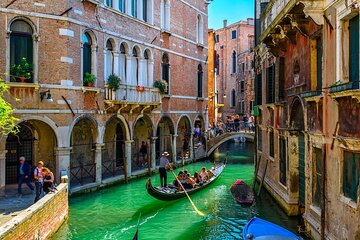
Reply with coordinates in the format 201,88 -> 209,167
208,0 -> 255,30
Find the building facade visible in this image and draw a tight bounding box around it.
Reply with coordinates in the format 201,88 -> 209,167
255,0 -> 360,239
212,18 -> 254,121
0,0 -> 208,195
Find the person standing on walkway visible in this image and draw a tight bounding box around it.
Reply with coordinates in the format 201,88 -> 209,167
42,167 -> 54,194
18,156 -> 34,196
34,161 -> 44,203
159,152 -> 170,188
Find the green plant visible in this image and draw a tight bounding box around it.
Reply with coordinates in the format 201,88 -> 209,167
153,80 -> 168,94
83,72 -> 96,86
10,57 -> 33,79
0,78 -> 19,136
107,74 -> 121,91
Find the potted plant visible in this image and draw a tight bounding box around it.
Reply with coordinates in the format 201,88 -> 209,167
10,57 -> 33,83
153,80 -> 168,94
83,72 -> 96,87
107,74 -> 121,91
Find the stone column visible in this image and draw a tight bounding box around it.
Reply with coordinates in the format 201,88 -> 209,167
137,0 -> 143,20
172,134 -> 178,163
55,147 -> 72,183
0,150 -> 7,198
113,52 -> 120,76
165,2 -> 171,31
126,54 -> 133,85
103,49 -> 108,83
125,0 -> 132,15
148,59 -> 154,87
114,0 -> 120,10
91,45 -> 98,83
125,140 -> 133,177
151,137 -> 157,169
95,144 -> 104,184
189,132 -> 194,160
138,57 -> 146,86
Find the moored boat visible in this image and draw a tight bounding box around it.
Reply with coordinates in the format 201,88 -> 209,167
146,160 -> 227,201
242,217 -> 301,240
230,180 -> 255,205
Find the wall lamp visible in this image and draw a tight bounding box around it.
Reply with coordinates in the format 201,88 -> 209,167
223,93 -> 227,98
40,90 -> 53,102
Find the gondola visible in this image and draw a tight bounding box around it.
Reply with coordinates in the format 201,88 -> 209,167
243,217 -> 301,240
230,180 -> 255,206
146,160 -> 227,201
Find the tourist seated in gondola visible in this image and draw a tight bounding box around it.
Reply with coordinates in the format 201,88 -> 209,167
193,172 -> 202,186
200,167 -> 208,182
173,171 -> 184,187
184,174 -> 195,189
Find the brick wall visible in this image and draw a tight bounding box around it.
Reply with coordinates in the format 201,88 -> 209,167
0,183 -> 68,240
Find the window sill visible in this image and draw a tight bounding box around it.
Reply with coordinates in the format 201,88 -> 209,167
268,156 -> 274,162
196,97 -> 205,101
161,29 -> 172,36
309,204 -> 321,216
339,194 -> 357,209
7,82 -> 40,90
278,181 -> 287,190
196,43 -> 205,48
162,94 -> 171,98
81,86 -> 101,94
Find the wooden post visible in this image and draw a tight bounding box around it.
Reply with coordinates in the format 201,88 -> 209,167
147,140 -> 151,176
257,158 -> 268,196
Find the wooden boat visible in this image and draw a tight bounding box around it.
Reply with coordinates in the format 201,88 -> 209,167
243,217 -> 301,240
230,180 -> 255,205
146,160 -> 227,201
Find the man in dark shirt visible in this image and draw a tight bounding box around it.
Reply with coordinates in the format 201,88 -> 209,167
18,156 -> 34,196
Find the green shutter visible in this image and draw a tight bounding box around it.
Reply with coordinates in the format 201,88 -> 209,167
298,133 -> 306,205
316,38 -> 323,91
256,73 -> 262,105
83,43 -> 92,77
349,16 -> 359,83
279,138 -> 287,185
343,152 -> 360,201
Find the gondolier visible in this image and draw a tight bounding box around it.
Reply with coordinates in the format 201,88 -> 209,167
159,152 -> 170,187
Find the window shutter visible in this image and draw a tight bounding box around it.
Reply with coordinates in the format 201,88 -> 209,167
349,16 -> 359,83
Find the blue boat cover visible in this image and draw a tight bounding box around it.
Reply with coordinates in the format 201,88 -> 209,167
242,217 -> 301,240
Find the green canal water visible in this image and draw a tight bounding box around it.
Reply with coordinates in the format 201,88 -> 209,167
54,141 -> 300,240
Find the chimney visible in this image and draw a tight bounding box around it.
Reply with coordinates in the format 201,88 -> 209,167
223,20 -> 227,28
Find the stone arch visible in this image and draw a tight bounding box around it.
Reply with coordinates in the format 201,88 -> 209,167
119,40 -> 130,54
143,48 -> 153,60
289,96 -> 305,131
132,44 -> 142,56
176,115 -> 192,160
7,16 -> 37,33
82,29 -> 97,45
156,115 -> 175,164
68,114 -> 99,144
5,119 -> 58,185
175,114 -> 192,135
193,114 -> 205,130
104,37 -> 117,51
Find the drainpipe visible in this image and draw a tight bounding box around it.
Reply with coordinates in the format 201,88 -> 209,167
321,146 -> 327,240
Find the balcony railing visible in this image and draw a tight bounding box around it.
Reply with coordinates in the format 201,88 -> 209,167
105,84 -> 161,105
300,90 -> 322,98
329,81 -> 360,94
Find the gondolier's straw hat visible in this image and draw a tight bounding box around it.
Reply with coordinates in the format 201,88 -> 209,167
162,152 -> 169,156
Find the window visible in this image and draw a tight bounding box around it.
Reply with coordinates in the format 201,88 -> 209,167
241,100 -> 245,113
312,147 -> 323,207
119,0 -> 125,12
216,54 -> 220,75
232,51 -> 236,73
144,50 -> 151,86
316,38 -> 323,91
255,73 -> 262,105
349,16 -> 359,83
269,131 -> 274,158
197,64 -> 203,97
82,32 -> 92,82
132,47 -> 139,85
343,151 -> 360,202
196,14 -> 204,44
279,137 -> 287,185
161,0 -> 170,31
162,53 -> 170,93
230,89 -> 236,107
232,30 -> 237,39
240,80 -> 245,93
277,57 -> 285,102
257,127 -> 262,151
215,34 -> 219,43
266,65 -> 275,103
105,39 -> 114,82
10,20 -> 34,82
131,0 -> 137,17
119,43 -> 127,83
106,0 -> 113,7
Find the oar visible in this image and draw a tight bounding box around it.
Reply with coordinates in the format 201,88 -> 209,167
166,160 -> 205,216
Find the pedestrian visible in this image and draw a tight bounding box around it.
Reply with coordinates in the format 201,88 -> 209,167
34,161 -> 44,203
139,141 -> 148,167
42,167 -> 54,194
159,152 -> 170,188
243,113 -> 249,132
17,156 -> 34,197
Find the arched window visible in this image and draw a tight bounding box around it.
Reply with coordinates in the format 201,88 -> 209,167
232,51 -> 236,73
10,20 -> 34,82
119,0 -> 125,12
197,64 -> 203,98
106,0 -> 113,7
161,0 -> 170,31
143,0 -> 148,22
105,39 -> 114,82
162,53 -> 170,93
132,47 -> 139,85
231,89 -> 236,107
82,32 -> 92,81
196,14 -> 204,44
132,0 -> 137,17
119,43 -> 127,83
144,50 -> 149,86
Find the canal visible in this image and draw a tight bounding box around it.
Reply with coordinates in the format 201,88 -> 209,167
54,141 -> 299,240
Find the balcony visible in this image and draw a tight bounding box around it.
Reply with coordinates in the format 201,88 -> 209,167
328,81 -> 360,101
104,85 -> 161,112
329,81 -> 359,94
260,0 -> 324,41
